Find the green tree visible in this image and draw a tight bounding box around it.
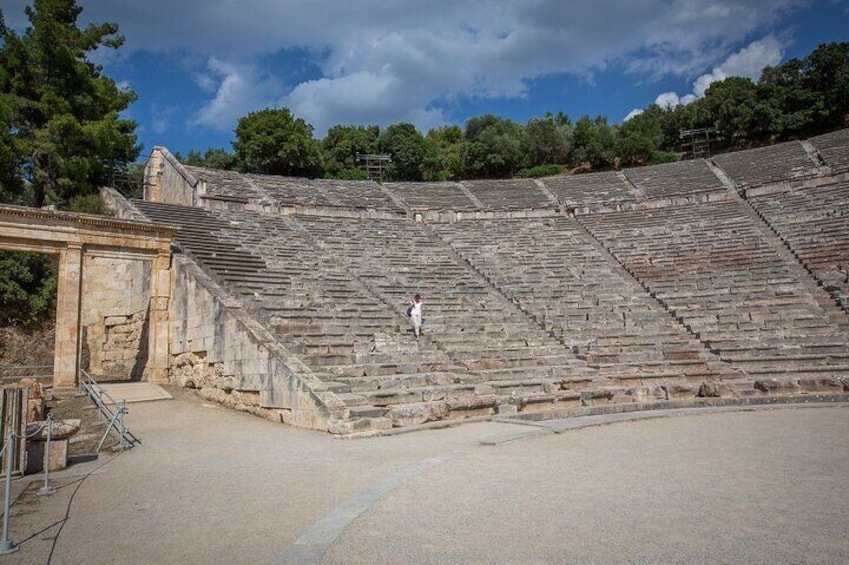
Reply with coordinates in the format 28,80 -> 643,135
523,114 -> 571,168
570,115 -> 616,170
379,123 -> 425,181
321,124 -> 380,179
700,77 -> 767,147
183,147 -> 236,170
0,89 -> 25,204
802,42 -> 849,129
422,125 -> 463,181
462,114 -> 525,178
0,0 -> 140,208
617,105 -> 676,166
0,250 -> 57,326
758,59 -> 820,138
233,107 -> 321,177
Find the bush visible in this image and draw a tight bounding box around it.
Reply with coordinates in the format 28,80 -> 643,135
67,194 -> 107,215
516,164 -> 563,178
0,251 -> 58,327
325,168 -> 369,181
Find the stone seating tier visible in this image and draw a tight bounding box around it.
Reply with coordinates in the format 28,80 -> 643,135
183,166 -> 267,203
623,159 -> 726,199
289,214 -> 594,380
711,141 -> 818,188
580,199 -> 849,377
541,171 -> 639,208
808,129 -> 849,172
747,181 -> 849,311
432,216 -> 735,384
383,182 -> 479,211
311,179 -> 404,212
460,179 -> 555,210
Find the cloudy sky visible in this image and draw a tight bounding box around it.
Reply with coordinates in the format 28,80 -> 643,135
4,0 -> 848,157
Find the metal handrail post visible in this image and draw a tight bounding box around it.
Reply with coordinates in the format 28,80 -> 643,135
38,414 -> 56,496
0,428 -> 19,554
118,402 -> 128,449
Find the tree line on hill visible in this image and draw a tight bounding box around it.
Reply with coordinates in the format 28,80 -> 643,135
181,41 -> 849,182
0,0 -> 847,327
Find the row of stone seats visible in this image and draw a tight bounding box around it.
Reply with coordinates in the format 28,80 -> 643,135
622,159 -> 726,199
197,209 -> 443,376
711,141 -> 818,188
383,181 -> 479,211
461,179 -> 556,210
183,136 -> 838,215
541,171 -> 640,210
186,166 -> 404,212
808,129 -> 849,173
312,179 -> 404,212
432,216 -> 738,387
183,166 -> 269,204
748,180 -> 849,311
579,199 -> 849,382
132,200 -> 273,291
179,131 -> 849,216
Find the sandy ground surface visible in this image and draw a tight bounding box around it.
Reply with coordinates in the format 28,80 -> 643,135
2,389 -> 847,565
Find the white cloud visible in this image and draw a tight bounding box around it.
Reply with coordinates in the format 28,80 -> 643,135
624,108 -> 644,121
6,0 -> 806,135
655,92 -> 683,110
623,33 -> 787,119
190,58 -> 282,131
692,34 -> 785,96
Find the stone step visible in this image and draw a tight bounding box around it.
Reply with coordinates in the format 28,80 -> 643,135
725,355 -> 849,370
302,349 -> 450,368
455,353 -> 582,371
470,364 -> 599,381
334,371 -> 463,393
346,405 -> 387,419
320,359 -> 456,378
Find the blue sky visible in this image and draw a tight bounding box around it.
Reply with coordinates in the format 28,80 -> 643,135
4,0 -> 848,159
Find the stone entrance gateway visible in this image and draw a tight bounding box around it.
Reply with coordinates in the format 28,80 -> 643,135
0,204 -> 174,388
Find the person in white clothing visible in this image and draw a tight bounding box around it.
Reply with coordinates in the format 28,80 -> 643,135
408,294 -> 423,339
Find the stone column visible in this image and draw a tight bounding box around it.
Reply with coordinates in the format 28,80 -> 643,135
144,251 -> 171,383
54,243 -> 83,388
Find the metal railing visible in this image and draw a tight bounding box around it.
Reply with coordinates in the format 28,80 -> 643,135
0,411 -> 59,554
0,365 -> 53,383
79,370 -> 140,451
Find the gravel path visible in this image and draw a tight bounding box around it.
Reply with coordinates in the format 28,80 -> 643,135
3,391 -> 847,564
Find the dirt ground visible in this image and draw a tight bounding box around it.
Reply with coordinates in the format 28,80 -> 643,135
0,325 -> 55,368
44,388 -> 122,460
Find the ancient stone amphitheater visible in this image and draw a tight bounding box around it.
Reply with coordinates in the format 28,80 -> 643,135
107,128 -> 849,435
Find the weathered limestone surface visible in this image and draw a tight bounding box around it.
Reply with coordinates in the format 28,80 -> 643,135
711,141 -> 821,188
747,177 -> 849,311
0,202 -> 173,387
81,255 -> 150,380
169,255 -> 348,431
145,146 -> 199,206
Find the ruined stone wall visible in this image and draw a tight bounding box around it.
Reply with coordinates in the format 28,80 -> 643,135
169,255 -> 347,431
143,147 -> 198,206
81,255 -> 151,380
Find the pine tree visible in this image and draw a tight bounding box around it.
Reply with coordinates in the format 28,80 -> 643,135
0,0 -> 139,208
